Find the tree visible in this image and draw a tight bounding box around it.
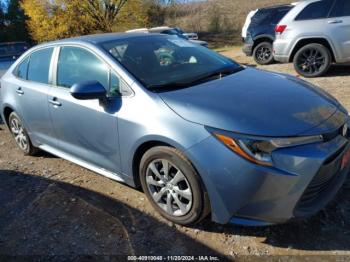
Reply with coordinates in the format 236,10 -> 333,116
144,0 -> 166,27
3,0 -> 30,42
0,2 -> 5,42
83,0 -> 128,32
21,0 -> 147,43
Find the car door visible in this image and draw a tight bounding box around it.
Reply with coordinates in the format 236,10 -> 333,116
48,45 -> 122,174
326,0 -> 350,61
11,47 -> 56,146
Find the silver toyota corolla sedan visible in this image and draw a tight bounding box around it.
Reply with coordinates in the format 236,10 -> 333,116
1,33 -> 350,226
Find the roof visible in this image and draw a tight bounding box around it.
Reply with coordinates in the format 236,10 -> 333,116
40,32 -> 165,47
259,4 -> 294,11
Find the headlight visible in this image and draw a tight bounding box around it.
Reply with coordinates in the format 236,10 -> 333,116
210,129 -> 323,167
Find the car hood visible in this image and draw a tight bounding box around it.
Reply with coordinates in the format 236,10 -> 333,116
160,68 -> 347,137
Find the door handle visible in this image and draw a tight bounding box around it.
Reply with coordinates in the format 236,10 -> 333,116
328,20 -> 343,24
49,98 -> 62,107
16,87 -> 24,95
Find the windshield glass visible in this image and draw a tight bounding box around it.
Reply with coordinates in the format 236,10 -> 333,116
101,35 -> 242,91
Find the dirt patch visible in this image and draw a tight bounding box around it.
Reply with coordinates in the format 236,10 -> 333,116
0,49 -> 350,259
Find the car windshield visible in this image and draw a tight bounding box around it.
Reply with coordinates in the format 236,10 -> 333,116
161,29 -> 188,40
174,28 -> 185,34
101,36 -> 243,91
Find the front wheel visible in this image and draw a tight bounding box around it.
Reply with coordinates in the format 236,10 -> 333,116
293,43 -> 331,78
253,42 -> 274,65
140,146 -> 210,225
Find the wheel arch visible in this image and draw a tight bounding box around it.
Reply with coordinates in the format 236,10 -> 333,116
131,137 -> 210,196
289,38 -> 336,62
3,105 -> 15,127
131,138 -> 212,219
252,35 -> 274,50
132,140 -> 173,188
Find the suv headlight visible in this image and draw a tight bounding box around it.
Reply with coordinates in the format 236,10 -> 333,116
209,128 -> 323,167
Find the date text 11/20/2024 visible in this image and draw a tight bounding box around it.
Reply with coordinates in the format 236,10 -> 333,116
127,256 -> 221,261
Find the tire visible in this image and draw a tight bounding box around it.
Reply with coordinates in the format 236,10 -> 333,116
139,146 -> 210,225
8,112 -> 39,156
253,42 -> 274,65
293,43 -> 331,78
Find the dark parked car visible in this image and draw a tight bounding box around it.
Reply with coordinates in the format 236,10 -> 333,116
242,5 -> 294,64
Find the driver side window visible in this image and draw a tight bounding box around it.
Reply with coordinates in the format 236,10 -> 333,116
57,46 -> 109,90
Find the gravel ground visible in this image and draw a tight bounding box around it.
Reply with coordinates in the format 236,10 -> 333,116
0,48 -> 350,260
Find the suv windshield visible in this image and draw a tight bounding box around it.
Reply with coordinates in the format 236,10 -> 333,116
102,36 -> 242,91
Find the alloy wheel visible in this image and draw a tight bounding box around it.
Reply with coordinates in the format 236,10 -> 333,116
256,46 -> 272,63
296,48 -> 326,76
10,118 -> 28,151
145,159 -> 193,217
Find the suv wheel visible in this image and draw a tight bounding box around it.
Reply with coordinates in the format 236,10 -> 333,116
8,112 -> 39,156
140,146 -> 210,225
293,44 -> 331,78
253,42 -> 274,65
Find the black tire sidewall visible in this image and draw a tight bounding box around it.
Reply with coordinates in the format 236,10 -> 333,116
293,44 -> 331,78
8,112 -> 36,155
139,146 -> 205,225
253,42 -> 274,65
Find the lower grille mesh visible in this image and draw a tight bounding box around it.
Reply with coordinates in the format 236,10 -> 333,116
297,149 -> 343,209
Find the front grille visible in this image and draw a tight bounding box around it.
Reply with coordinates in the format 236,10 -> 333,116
297,147 -> 344,209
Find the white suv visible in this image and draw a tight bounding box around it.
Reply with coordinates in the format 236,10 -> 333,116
273,0 -> 350,77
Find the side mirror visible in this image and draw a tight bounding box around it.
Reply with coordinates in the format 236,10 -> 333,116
70,81 -> 107,100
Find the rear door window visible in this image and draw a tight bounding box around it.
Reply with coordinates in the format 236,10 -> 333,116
27,48 -> 54,84
271,7 -> 293,24
295,0 -> 334,20
329,0 -> 350,17
15,56 -> 30,79
251,9 -> 274,26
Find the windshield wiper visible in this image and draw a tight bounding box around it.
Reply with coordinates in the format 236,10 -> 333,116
148,81 -> 190,92
148,65 -> 244,92
188,66 -> 244,86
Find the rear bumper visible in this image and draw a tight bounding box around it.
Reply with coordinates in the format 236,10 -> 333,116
186,125 -> 350,226
242,43 -> 254,56
242,35 -> 254,56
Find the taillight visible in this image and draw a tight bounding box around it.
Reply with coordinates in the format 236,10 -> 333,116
275,25 -> 287,33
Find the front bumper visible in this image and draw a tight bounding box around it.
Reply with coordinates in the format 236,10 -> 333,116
186,128 -> 350,225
